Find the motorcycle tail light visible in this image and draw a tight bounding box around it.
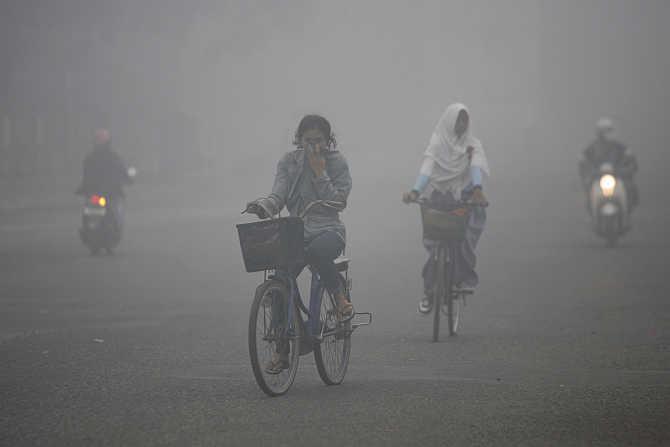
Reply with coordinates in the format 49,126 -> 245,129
89,195 -> 107,207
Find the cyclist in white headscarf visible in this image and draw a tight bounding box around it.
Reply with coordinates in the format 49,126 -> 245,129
403,103 -> 489,313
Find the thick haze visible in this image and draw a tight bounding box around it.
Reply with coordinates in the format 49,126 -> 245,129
2,4 -> 670,443
1,0 -> 669,217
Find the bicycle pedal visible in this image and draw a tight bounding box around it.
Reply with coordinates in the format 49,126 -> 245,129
335,325 -> 354,339
351,312 -> 372,328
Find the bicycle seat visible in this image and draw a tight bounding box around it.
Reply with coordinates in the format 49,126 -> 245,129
334,256 -> 350,272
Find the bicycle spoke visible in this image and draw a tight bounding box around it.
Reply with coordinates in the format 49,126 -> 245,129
314,286 -> 351,385
249,280 -> 300,396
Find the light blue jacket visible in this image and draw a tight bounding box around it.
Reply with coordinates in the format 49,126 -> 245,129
259,149 -> 352,243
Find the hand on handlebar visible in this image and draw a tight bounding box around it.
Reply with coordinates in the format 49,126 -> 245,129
243,201 -> 269,219
469,188 -> 489,207
404,191 -> 489,208
402,190 -> 419,204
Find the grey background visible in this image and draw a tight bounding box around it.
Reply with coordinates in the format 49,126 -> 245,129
1,1 -> 669,446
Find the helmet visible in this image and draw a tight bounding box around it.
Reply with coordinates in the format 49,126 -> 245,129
596,117 -> 614,133
94,129 -> 111,146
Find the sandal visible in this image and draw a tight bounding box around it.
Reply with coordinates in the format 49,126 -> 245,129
264,355 -> 289,375
418,296 -> 432,314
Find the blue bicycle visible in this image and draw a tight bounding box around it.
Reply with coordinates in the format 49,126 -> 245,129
237,203 -> 371,396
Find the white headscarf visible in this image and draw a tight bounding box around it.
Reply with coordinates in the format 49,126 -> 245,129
423,103 -> 489,195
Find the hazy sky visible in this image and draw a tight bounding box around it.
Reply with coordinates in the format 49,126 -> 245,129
1,0 -> 668,197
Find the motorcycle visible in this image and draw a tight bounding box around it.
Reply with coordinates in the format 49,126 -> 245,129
79,166 -> 136,255
589,162 -> 630,247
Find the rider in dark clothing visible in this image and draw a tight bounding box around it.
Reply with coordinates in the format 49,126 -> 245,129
76,129 -> 131,230
77,129 -> 130,198
579,118 -> 638,210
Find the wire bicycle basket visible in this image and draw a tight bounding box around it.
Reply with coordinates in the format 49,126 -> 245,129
236,217 -> 304,272
420,205 -> 470,241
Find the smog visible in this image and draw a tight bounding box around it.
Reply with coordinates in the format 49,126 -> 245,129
1,1 -> 668,445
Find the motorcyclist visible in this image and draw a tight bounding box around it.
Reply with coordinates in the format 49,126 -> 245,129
579,118 -> 638,210
76,129 -> 132,230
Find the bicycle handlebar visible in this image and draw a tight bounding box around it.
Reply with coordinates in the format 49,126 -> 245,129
410,197 -> 489,208
242,199 -> 346,219
241,199 -> 274,219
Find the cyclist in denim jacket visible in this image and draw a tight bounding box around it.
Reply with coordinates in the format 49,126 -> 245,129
247,115 -> 353,319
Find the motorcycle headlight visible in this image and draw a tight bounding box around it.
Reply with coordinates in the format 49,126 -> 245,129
599,174 -> 616,197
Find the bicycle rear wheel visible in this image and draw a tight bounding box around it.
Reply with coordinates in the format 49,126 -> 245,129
248,279 -> 300,396
432,248 -> 445,342
314,280 -> 351,385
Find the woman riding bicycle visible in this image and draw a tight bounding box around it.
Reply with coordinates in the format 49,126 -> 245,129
246,114 -> 353,325
402,103 -> 489,313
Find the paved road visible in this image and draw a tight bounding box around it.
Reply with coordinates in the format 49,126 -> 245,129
1,177 -> 668,446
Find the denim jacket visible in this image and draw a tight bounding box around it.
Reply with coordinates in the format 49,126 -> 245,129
259,149 -> 352,243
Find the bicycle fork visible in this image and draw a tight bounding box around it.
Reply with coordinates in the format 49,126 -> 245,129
308,270 -> 323,338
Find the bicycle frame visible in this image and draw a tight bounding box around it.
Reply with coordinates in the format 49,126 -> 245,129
243,199 -> 350,340
439,243 -> 459,288
270,265 -> 331,341
426,239 -> 455,286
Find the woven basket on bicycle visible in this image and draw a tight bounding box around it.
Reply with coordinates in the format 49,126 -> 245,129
420,205 -> 470,241
236,217 -> 304,272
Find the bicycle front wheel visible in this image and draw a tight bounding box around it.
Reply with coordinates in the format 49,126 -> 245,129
446,296 -> 462,335
432,248 -> 446,342
445,247 -> 459,336
314,281 -> 351,385
248,279 -> 301,396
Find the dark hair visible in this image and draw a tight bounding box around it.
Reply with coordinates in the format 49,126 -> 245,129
293,114 -> 337,149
